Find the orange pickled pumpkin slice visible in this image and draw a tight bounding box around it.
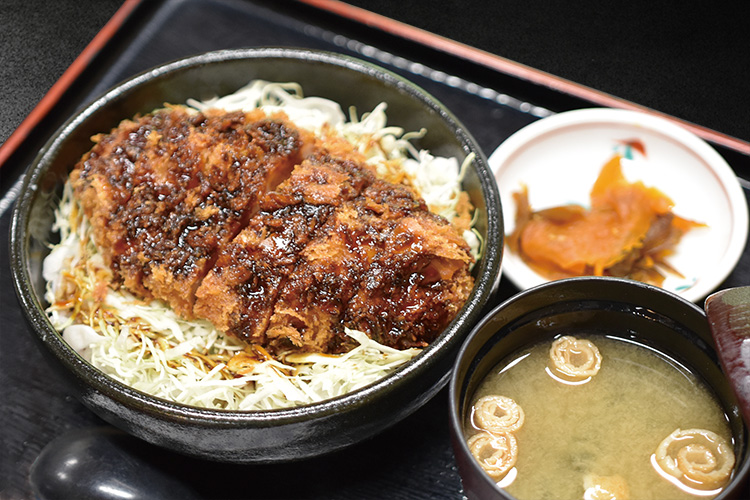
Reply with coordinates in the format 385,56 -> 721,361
507,154 -> 705,286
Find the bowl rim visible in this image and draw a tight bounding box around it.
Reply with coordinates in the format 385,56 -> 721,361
10,47 -> 503,425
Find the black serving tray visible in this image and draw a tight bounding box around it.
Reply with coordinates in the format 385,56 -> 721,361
2,1 -> 749,498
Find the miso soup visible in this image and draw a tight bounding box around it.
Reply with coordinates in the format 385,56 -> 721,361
465,335 -> 735,500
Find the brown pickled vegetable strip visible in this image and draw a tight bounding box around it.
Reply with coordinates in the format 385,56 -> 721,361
508,154 -> 705,286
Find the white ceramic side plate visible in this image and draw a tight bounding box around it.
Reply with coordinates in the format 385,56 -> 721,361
489,108 -> 749,302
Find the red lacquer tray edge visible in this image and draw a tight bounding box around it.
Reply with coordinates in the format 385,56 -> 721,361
299,0 -> 750,156
1,0 -> 747,174
0,0 -> 142,170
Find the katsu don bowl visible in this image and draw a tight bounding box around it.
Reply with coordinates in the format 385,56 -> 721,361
10,48 -> 502,463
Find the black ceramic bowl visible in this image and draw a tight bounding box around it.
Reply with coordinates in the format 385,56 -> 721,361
449,277 -> 750,499
10,48 -> 502,463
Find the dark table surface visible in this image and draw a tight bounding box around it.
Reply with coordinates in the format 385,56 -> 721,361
1,1 -> 748,499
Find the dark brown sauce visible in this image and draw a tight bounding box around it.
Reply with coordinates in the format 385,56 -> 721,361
71,106 -> 475,355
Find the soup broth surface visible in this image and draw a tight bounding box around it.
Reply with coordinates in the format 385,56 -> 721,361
467,335 -> 733,500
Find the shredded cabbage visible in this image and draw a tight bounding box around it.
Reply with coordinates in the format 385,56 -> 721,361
45,80 -> 478,410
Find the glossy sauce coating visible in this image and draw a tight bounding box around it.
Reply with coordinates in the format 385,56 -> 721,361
71,106 -> 475,354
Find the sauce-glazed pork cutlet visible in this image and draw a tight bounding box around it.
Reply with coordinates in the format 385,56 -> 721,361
72,106 -> 475,355
344,208 -> 475,350
195,153 -> 475,354
265,187 -> 475,354
193,201 -> 334,351
70,106 -> 309,317
194,154 -> 377,352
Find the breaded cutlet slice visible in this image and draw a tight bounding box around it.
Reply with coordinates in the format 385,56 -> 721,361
70,107 -> 308,316
194,153 -> 375,349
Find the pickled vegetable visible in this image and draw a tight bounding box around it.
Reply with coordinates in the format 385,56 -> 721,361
508,154 -> 704,286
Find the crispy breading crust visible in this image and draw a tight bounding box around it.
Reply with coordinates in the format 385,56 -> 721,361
71,107 -> 475,354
